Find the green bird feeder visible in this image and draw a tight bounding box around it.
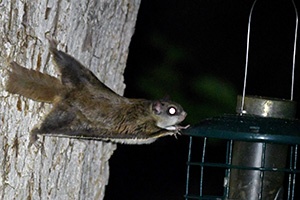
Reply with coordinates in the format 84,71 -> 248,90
184,96 -> 300,199
184,0 -> 300,199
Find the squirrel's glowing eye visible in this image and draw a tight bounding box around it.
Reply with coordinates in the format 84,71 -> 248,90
168,107 -> 177,115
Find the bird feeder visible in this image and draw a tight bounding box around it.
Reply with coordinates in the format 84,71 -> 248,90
184,0 -> 300,199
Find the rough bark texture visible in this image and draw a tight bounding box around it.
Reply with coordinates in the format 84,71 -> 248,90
0,0 -> 140,199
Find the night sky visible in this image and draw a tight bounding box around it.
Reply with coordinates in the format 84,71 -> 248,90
105,0 -> 300,199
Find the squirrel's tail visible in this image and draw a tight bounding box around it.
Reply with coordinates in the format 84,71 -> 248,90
5,62 -> 65,103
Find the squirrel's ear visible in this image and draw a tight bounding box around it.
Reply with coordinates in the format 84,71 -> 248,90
152,101 -> 163,115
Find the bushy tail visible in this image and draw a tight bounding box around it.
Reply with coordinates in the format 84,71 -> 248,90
5,62 -> 65,103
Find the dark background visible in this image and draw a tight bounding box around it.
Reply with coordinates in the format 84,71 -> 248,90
105,0 -> 300,199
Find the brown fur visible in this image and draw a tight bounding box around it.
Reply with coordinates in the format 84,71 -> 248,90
6,62 -> 66,103
6,40 -> 187,144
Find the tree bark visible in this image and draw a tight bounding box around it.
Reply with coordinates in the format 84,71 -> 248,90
0,0 -> 140,199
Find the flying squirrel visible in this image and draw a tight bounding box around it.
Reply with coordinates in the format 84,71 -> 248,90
5,40 -> 188,145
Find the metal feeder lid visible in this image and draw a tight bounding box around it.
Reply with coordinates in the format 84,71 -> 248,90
236,95 -> 297,119
183,96 -> 300,145
183,114 -> 300,145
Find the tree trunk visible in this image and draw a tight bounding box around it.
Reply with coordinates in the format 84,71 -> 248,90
0,0 -> 140,199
